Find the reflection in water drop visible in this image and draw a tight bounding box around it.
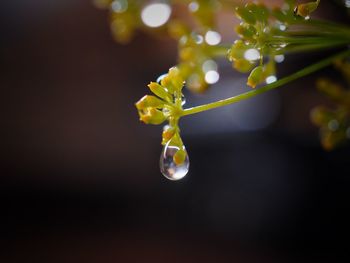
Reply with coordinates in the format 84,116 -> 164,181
160,142 -> 189,181
156,74 -> 167,84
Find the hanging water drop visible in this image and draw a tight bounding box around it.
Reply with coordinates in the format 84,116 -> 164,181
160,142 -> 189,181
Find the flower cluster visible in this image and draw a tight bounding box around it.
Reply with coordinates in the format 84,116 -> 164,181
136,67 -> 184,125
96,0 -> 350,179
228,0 -> 322,88
135,67 -> 189,179
172,25 -> 221,92
93,0 -> 222,44
94,0 -> 141,43
311,61 -> 350,150
186,0 -> 220,29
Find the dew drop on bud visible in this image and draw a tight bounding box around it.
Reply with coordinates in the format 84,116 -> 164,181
181,94 -> 186,106
160,142 -> 189,181
156,74 -> 167,84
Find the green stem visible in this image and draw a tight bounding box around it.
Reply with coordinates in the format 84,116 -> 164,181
270,36 -> 350,45
285,30 -> 350,38
303,19 -> 350,35
181,49 -> 350,117
281,40 -> 350,54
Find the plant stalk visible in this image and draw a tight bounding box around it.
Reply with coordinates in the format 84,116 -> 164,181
181,49 -> 350,117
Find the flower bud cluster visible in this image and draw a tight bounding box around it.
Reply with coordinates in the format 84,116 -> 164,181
169,23 -> 221,93
229,1 -> 321,88
178,31 -> 212,92
186,0 -> 220,29
311,77 -> 350,150
136,67 -> 184,124
135,67 -> 188,164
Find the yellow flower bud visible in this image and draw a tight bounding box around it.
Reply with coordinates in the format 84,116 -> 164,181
321,130 -> 334,151
247,65 -> 264,88
295,0 -> 320,18
233,59 -> 255,73
162,126 -> 176,145
173,149 -> 187,165
160,67 -> 184,93
316,79 -> 343,100
135,95 -> 164,110
139,108 -> 166,125
228,40 -> 251,61
310,106 -> 333,126
180,47 -> 196,61
148,82 -> 172,102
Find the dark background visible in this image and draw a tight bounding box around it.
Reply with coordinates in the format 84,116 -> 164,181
1,1 -> 350,262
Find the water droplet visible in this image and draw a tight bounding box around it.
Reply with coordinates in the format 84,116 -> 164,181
279,24 -> 287,31
171,93 -> 186,106
181,94 -> 186,106
266,75 -> 277,84
279,43 -> 287,48
191,33 -> 203,44
162,107 -> 171,116
160,142 -> 189,181
274,55 -> 285,63
157,74 -> 167,84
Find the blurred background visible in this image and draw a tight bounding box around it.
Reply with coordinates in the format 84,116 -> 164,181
1,0 -> 350,262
